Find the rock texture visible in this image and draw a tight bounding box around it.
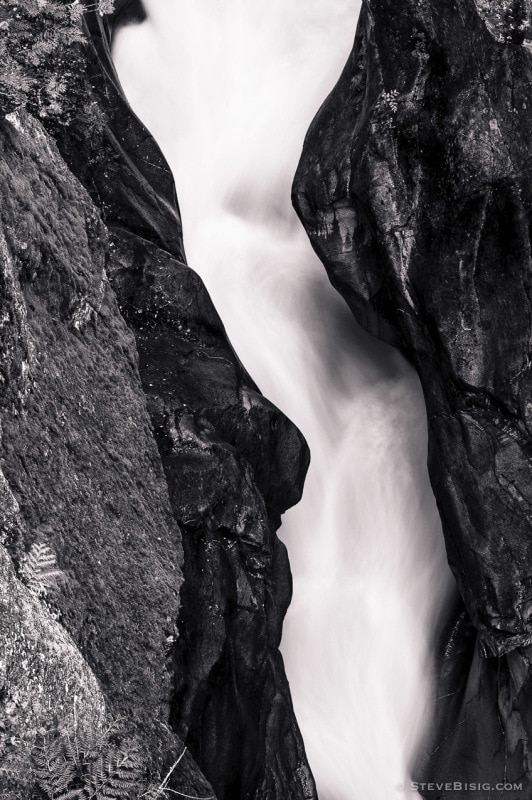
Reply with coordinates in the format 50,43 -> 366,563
107,230 -> 313,800
0,2 -> 316,799
293,0 -> 532,796
0,107 -> 213,797
93,8 -> 315,796
0,538 -> 106,796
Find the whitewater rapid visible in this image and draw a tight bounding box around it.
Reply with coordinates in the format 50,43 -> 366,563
113,3 -> 455,797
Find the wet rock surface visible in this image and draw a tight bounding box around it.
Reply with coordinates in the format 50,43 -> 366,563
108,225 -> 313,800
293,0 -> 532,794
0,2 -> 316,799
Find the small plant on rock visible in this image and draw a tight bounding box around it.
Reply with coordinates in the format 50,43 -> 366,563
21,542 -> 64,600
32,722 -> 144,800
0,0 -> 115,128
32,724 -> 216,800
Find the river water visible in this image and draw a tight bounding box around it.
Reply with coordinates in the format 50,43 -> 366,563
113,4 -> 455,797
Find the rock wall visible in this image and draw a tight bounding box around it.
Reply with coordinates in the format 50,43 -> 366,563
0,2 -> 317,799
293,0 -> 532,796
0,108 -> 213,797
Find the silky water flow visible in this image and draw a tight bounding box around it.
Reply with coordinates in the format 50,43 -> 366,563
113,3 -> 456,797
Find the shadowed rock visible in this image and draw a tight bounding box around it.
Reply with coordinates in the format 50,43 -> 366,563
293,0 -> 532,795
42,3 -> 317,799
109,0 -> 146,32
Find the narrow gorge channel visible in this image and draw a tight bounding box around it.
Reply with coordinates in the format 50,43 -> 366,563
114,4 -> 455,797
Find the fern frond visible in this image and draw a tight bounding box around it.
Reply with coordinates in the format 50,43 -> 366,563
61,733 -> 78,766
55,791 -> 83,800
83,745 -> 143,798
86,752 -> 106,788
32,724 -> 147,800
75,727 -> 102,761
21,541 -> 64,597
35,758 -> 76,796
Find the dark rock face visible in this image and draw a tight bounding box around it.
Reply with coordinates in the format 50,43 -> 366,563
18,3 -> 315,799
108,0 -> 146,33
108,232 -> 313,800
293,0 -> 532,795
0,109 -> 212,797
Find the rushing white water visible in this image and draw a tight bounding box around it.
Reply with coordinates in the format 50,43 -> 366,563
113,4 -> 455,798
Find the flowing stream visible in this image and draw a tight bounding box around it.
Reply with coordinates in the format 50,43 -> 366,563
113,4 -> 455,797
